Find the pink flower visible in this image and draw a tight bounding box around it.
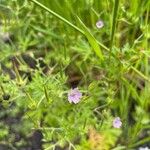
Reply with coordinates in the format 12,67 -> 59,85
96,20 -> 104,28
68,88 -> 82,104
113,117 -> 122,128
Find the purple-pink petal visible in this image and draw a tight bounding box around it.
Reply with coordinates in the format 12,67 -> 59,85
113,117 -> 122,128
68,88 -> 82,104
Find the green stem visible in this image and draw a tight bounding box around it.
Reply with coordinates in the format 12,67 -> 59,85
30,0 -> 84,34
0,85 -> 5,94
30,0 -> 109,51
130,66 -> 150,82
110,0 -> 120,51
43,85 -> 50,103
144,6 -> 149,77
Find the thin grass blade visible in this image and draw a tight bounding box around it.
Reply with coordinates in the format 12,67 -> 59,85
110,0 -> 120,50
30,0 -> 84,34
30,0 -> 108,52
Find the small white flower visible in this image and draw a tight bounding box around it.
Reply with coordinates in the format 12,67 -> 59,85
96,20 -> 104,29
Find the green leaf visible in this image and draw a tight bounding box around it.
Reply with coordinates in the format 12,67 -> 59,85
77,16 -> 104,60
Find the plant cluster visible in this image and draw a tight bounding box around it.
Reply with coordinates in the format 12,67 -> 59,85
0,0 -> 150,150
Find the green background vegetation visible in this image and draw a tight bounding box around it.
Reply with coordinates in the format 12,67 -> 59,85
0,0 -> 150,149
